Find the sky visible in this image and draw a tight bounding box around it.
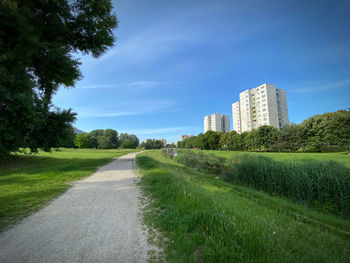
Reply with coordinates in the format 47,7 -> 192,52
53,0 -> 350,143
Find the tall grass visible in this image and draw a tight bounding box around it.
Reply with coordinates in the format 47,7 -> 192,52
138,151 -> 350,262
171,150 -> 350,217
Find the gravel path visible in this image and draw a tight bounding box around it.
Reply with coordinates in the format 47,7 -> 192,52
0,152 -> 153,263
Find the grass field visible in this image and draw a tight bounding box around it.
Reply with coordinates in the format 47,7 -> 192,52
194,150 -> 350,168
0,148 -> 138,232
137,150 -> 350,262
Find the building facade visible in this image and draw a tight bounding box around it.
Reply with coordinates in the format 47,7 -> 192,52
181,135 -> 194,141
160,139 -> 167,147
232,83 -> 289,133
204,113 -> 230,133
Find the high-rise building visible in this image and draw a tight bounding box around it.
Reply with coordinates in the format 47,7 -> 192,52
232,83 -> 289,133
204,113 -> 230,133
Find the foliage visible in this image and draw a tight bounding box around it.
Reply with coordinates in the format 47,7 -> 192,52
74,134 -> 90,148
137,151 -> 350,262
120,133 -> 139,148
0,0 -> 118,158
57,125 -> 76,148
141,139 -> 163,149
256,125 -> 279,151
178,109 -> 350,153
88,129 -> 104,148
171,150 -> 350,217
121,139 -> 135,149
97,129 -> 119,149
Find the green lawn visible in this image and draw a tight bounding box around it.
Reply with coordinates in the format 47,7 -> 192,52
193,150 -> 350,168
137,150 -> 350,263
0,148 -> 138,231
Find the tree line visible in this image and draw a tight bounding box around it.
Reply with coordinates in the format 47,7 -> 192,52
74,130 -> 139,149
178,109 -> 350,152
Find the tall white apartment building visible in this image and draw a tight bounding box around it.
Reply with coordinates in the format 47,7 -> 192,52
204,113 -> 230,133
232,83 -> 289,133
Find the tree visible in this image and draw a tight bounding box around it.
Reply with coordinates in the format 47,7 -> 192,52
143,139 -> 163,149
0,0 -> 118,157
74,134 -> 90,148
97,129 -> 119,149
219,131 -> 240,150
245,129 -> 259,151
57,125 -> 76,148
256,125 -> 279,152
88,129 -> 104,148
119,133 -> 139,148
202,131 -> 222,150
121,139 -> 134,149
323,110 -> 350,152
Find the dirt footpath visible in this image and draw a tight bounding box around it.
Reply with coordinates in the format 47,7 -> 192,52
0,152 -> 153,263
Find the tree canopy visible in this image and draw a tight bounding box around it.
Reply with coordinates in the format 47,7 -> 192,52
178,109 -> 350,153
0,0 -> 118,157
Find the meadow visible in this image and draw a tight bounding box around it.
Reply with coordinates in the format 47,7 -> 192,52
0,148 -> 137,231
173,150 -> 350,217
137,150 -> 350,262
195,150 -> 350,168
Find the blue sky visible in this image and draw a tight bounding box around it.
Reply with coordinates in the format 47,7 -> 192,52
53,0 -> 350,143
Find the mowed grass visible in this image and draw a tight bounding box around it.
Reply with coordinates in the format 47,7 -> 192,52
0,148 -> 138,231
137,150 -> 350,263
194,150 -> 350,168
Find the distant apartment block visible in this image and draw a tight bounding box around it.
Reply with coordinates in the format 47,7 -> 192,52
181,135 -> 194,141
160,139 -> 167,147
204,113 -> 230,133
232,83 -> 289,133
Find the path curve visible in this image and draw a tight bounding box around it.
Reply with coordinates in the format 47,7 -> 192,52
0,152 -> 151,263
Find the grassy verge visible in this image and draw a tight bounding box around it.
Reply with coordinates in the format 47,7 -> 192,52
137,150 -> 350,263
172,151 -> 350,217
193,150 -> 350,168
0,148 -> 138,231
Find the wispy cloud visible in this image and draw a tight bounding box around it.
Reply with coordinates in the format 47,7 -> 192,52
76,99 -> 174,118
77,81 -> 178,90
292,78 -> 350,93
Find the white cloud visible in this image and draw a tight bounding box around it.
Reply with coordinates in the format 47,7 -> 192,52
76,99 -> 174,118
77,81 -> 178,90
292,78 -> 350,93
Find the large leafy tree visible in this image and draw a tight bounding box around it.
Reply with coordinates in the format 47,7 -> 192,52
120,133 -> 139,148
256,125 -> 279,152
74,133 -> 89,148
97,129 -> 119,149
0,0 -> 118,157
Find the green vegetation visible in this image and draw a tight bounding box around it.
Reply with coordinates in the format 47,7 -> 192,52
197,150 -> 350,168
178,109 -> 350,153
0,148 -> 137,231
141,139 -> 164,149
172,150 -> 350,217
0,0 -> 118,158
137,150 -> 350,262
74,133 -> 90,148
73,130 -> 140,149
